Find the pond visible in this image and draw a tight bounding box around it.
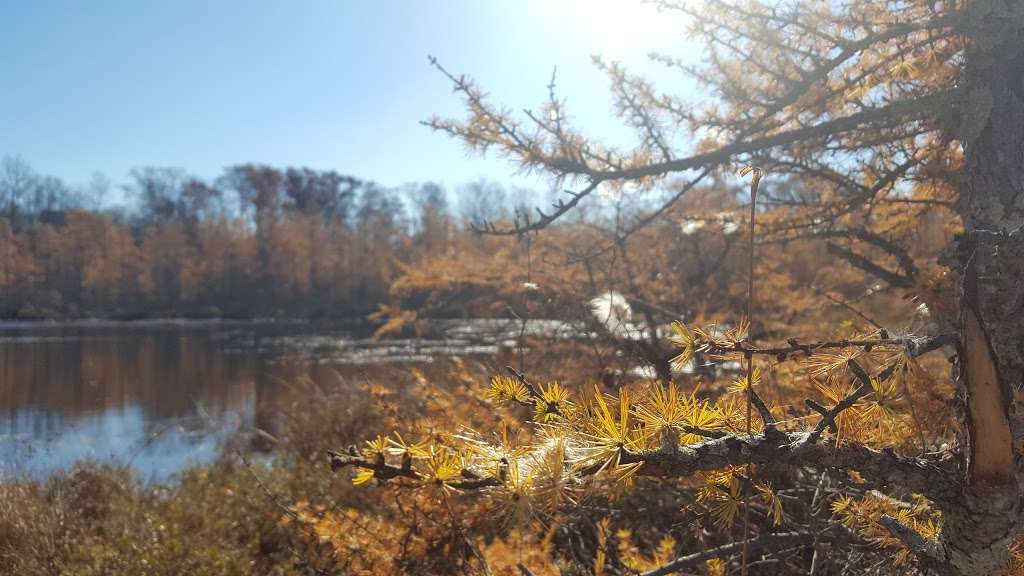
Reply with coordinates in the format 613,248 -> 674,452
0,318 -> 573,481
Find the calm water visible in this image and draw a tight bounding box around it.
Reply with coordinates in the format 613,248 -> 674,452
0,319 -> 566,481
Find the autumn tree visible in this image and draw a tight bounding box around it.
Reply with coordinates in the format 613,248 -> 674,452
0,157 -> 445,319
405,181 -> 452,255
0,155 -> 37,222
127,167 -> 191,224
331,1 -> 1024,574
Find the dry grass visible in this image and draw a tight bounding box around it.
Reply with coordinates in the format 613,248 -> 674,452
0,353 -> 615,575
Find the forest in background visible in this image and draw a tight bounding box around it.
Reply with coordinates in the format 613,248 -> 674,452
0,151 -> 950,339
0,155 -> 544,320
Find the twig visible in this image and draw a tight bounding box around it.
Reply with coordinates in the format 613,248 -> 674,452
810,285 -> 884,329
517,563 -> 537,576
803,359 -> 874,445
700,334 -> 952,361
640,532 -> 814,576
741,166 -> 763,576
879,515 -> 950,574
505,365 -> 543,399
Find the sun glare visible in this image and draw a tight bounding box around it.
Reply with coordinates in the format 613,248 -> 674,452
548,0 -> 680,59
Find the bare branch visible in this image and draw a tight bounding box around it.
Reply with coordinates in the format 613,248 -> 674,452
699,333 -> 953,362
634,432 -> 958,502
579,90 -> 959,182
640,532 -> 815,576
748,385 -> 778,432
803,359 -> 874,444
327,449 -> 503,490
470,180 -> 601,236
826,242 -> 915,288
879,515 -> 952,574
517,563 -> 537,576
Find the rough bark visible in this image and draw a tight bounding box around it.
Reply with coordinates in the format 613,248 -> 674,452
943,2 -> 1024,572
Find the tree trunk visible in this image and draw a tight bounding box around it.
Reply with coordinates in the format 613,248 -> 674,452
943,3 -> 1024,572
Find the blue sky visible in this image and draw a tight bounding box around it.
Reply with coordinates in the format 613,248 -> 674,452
0,1 -> 696,196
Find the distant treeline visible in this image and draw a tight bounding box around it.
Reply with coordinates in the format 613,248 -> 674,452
0,155 -> 536,319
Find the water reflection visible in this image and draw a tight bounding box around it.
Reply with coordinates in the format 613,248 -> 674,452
0,319 -> 572,480
2,405 -> 243,481
0,321 -> 291,480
